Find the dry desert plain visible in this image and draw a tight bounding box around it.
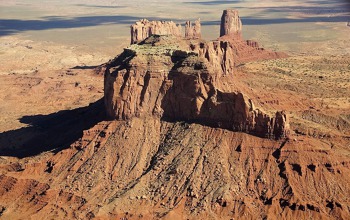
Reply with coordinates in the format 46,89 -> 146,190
0,0 -> 350,219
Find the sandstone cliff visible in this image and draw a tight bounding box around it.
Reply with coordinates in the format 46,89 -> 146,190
185,19 -> 201,39
130,10 -> 287,71
130,19 -> 182,44
220,9 -> 242,38
130,18 -> 202,44
108,10 -> 289,139
104,35 -> 289,139
105,10 -> 288,138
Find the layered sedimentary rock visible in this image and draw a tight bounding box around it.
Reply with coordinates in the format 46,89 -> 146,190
104,35 -> 289,139
130,10 -> 286,75
187,37 -> 286,76
107,10 -> 289,139
220,9 -> 242,38
130,19 -> 182,44
131,18 -> 202,44
185,19 -> 201,39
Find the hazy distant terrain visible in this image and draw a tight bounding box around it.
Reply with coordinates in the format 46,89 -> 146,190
1,0 -> 349,55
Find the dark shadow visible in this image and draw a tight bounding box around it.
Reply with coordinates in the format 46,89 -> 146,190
201,14 -> 349,26
241,15 -> 350,25
0,98 -> 106,158
0,15 -> 181,36
71,65 -> 99,70
185,0 -> 350,10
74,4 -> 126,9
253,5 -> 349,14
189,0 -> 349,26
185,0 -> 242,5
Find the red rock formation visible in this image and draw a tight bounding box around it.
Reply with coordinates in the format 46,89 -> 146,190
104,35 -> 289,139
129,10 -> 286,76
130,19 -> 182,44
131,18 -> 203,44
220,9 -> 242,38
187,37 -> 287,76
108,10 -> 290,138
191,40 -> 236,76
185,19 -> 201,39
130,9 -> 283,70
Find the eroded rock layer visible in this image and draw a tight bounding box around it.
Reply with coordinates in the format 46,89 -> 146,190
130,19 -> 202,44
185,19 -> 201,39
130,19 -> 183,44
220,9 -> 242,38
104,35 -> 289,139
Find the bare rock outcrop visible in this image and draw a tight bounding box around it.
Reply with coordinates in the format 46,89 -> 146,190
130,19 -> 182,44
185,19 -> 201,39
107,9 -> 289,139
130,9 -> 287,72
104,35 -> 289,139
220,9 -> 242,38
187,37 -> 286,76
131,18 -> 203,44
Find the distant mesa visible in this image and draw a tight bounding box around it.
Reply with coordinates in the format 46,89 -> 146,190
130,19 -> 182,44
105,9 -> 289,139
130,18 -> 201,44
131,9 -> 243,44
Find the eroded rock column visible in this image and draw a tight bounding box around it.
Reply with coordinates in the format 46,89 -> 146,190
220,9 -> 242,38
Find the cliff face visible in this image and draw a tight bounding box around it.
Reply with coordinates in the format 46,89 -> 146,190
130,10 -> 287,73
190,38 -> 286,76
130,18 -> 202,44
107,9 -> 288,139
130,19 -> 182,44
104,35 -> 289,139
185,19 -> 201,39
220,9 -> 242,38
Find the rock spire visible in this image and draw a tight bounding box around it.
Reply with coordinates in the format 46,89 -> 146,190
220,9 -> 242,38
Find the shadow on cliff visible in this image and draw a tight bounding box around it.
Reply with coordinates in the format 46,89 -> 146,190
0,98 -> 105,158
